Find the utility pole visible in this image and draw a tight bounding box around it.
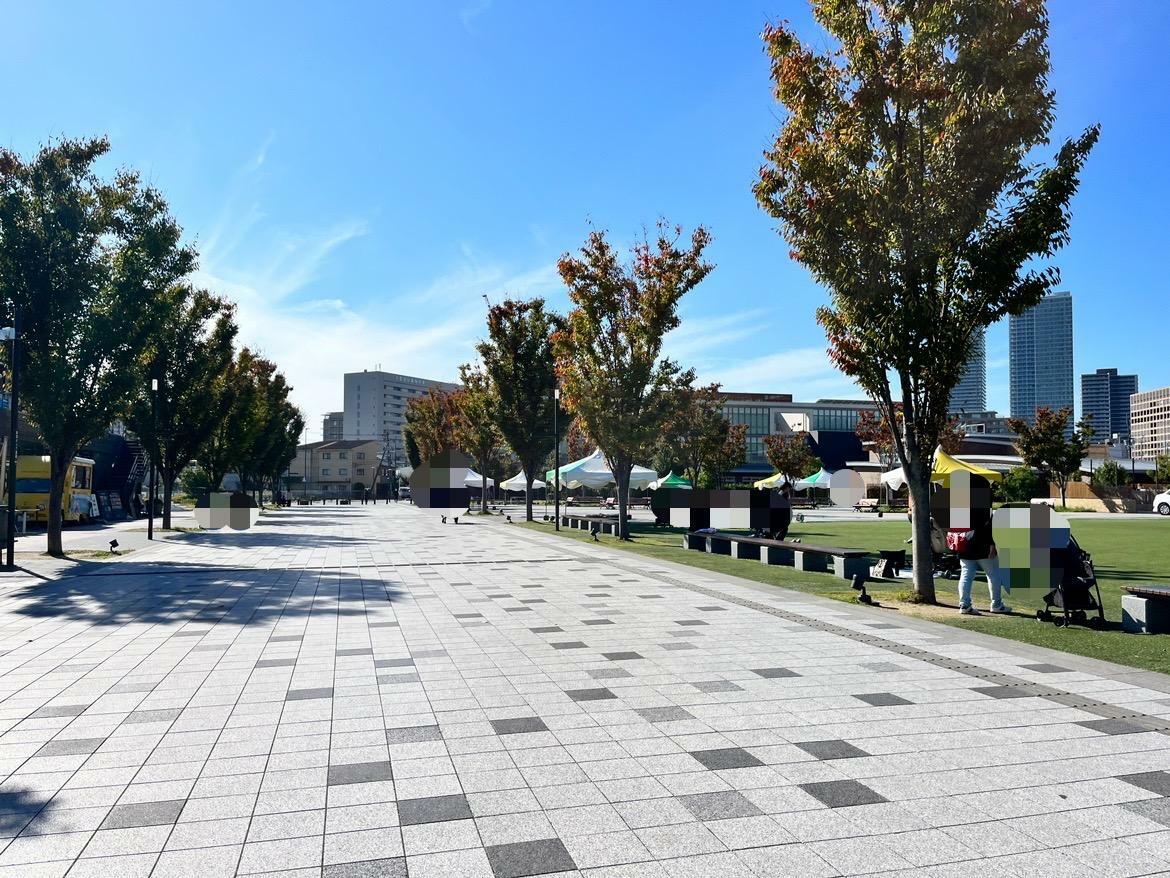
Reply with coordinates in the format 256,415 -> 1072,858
554,385 -> 560,531
148,378 -> 158,539
3,314 -> 18,571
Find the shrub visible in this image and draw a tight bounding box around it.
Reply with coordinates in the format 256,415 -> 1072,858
1000,466 -> 1043,503
1090,459 -> 1127,490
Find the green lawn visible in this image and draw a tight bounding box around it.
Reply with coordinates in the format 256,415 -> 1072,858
518,515 -> 1170,675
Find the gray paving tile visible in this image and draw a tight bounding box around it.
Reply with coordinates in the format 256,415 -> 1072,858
100,798 -> 186,830
412,649 -> 448,658
529,627 -> 562,634
689,748 -> 764,770
375,658 -> 415,668
328,761 -> 393,786
35,737 -> 106,757
378,673 -> 421,685
853,692 -> 912,707
750,667 -> 800,679
1019,663 -> 1070,673
397,793 -> 473,825
635,707 -> 694,723
490,717 -> 549,735
124,708 -> 183,724
674,620 -> 708,626
588,669 -> 632,680
677,790 -> 762,821
565,688 -> 617,702
690,681 -> 742,693
799,780 -> 888,808
602,652 -> 643,661
269,634 -> 304,641
973,685 -> 1033,699
368,622 -> 400,629
255,658 -> 297,668
286,687 -> 333,701
582,619 -> 613,626
795,740 -> 870,760
550,641 -> 588,650
1077,718 -> 1152,735
484,837 -> 576,878
386,725 -> 443,744
30,704 -> 90,719
1121,797 -> 1170,827
322,857 -> 407,878
1117,771 -> 1170,795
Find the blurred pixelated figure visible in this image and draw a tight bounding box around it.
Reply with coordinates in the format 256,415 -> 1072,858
651,488 -> 790,538
931,472 -> 1009,614
992,504 -> 1071,590
410,449 -> 473,518
194,491 -> 260,531
827,469 -> 866,509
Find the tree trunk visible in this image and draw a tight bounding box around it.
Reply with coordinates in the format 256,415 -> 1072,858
617,459 -> 631,540
162,466 -> 174,529
906,463 -> 937,603
46,452 -> 70,558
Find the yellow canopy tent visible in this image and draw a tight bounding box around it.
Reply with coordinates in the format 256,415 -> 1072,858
752,472 -> 788,489
881,450 -> 1002,490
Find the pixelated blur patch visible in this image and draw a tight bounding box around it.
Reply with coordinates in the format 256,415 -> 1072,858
411,448 -> 473,515
828,469 -> 866,509
193,491 -> 260,531
992,504 -> 1071,589
930,472 -> 991,530
650,488 -> 790,533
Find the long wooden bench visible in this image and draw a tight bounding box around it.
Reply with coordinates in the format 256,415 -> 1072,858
1121,585 -> 1170,634
683,531 -> 870,580
560,514 -> 621,536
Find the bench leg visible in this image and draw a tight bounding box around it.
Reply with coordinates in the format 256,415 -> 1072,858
708,539 -> 731,557
1122,595 -> 1170,634
732,542 -> 760,561
793,551 -> 828,573
833,557 -> 871,580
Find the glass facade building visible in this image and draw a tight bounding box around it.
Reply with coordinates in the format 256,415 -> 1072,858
1010,292 -> 1074,434
1080,368 -> 1138,442
949,330 -> 987,414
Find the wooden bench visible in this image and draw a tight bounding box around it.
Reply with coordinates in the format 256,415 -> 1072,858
853,498 -> 880,513
1121,585 -> 1170,634
682,531 -> 870,580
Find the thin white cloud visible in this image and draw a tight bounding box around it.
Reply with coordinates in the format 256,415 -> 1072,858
702,346 -> 864,400
664,308 -> 771,364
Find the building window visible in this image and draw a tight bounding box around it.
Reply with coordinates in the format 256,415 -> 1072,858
321,452 -> 331,459
339,468 -> 348,476
338,451 -> 348,460
356,452 -> 365,460
321,468 -> 330,476
355,468 -> 365,475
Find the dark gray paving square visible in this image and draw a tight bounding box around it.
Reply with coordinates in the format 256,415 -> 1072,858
454,613 -> 483,619
337,647 -> 374,656
1078,718 -> 1153,735
795,740 -> 870,761
691,680 -> 742,693
269,634 -> 304,641
100,798 -> 186,830
323,857 -> 407,878
35,737 -> 105,757
368,621 -> 401,629
586,593 -> 610,598
636,707 -> 695,723
660,643 -> 698,651
1118,771 -> 1170,796
378,673 -> 421,685
799,779 -> 888,808
172,630 -> 206,637
565,688 -> 617,702
602,652 -> 643,661
864,623 -> 902,629
519,599 -> 546,604
639,594 -> 664,599
505,607 -> 533,612
375,658 -> 415,668
124,708 -> 183,724
530,626 -> 562,634
1020,663 -> 1070,674
1122,797 -> 1170,827
588,668 -> 632,680
256,658 -> 297,668
485,837 -> 577,878
412,649 -> 448,658
286,687 -> 333,701
751,667 -> 801,679
674,620 -> 708,626
30,704 -> 89,719
690,748 -> 764,770
973,685 -> 1033,699
678,790 -> 763,821
853,692 -> 913,707
386,724 -> 443,744
551,641 -> 588,650
328,761 -> 393,786
582,619 -> 614,626
697,605 -> 728,612
491,717 -> 549,735
862,662 -> 903,673
397,793 -> 473,825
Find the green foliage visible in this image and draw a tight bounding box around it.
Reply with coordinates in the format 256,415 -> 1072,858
763,432 -> 819,490
401,425 -> 421,469
1090,458 -> 1127,490
659,383 -> 743,487
452,363 -> 503,512
0,137 -> 197,555
553,222 -> 713,539
126,285 -> 237,526
753,2 -> 1097,600
178,465 -> 213,498
1154,453 -> 1170,487
1000,465 -> 1043,503
403,388 -> 458,462
477,298 -> 567,521
1008,406 -> 1093,507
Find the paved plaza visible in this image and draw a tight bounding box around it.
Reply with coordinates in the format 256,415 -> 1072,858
0,504 -> 1167,877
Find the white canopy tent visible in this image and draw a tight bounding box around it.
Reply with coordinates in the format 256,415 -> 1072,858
546,449 -> 657,491
463,469 -> 494,488
794,468 -> 833,491
500,471 -> 545,492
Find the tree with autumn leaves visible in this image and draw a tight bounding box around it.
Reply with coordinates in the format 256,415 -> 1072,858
553,222 -> 713,540
755,0 -> 1097,601
659,384 -> 747,488
762,432 -> 820,494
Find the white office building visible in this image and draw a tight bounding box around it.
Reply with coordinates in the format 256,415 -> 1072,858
343,370 -> 460,464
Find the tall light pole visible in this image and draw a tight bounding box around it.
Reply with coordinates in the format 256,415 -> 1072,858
302,425 -> 310,502
147,378 -> 158,540
553,386 -> 561,531
2,317 -> 17,571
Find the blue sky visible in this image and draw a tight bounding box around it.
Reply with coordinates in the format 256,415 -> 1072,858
6,2 -> 1167,440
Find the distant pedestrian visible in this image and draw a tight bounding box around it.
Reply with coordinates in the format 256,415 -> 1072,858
954,501 -> 1010,616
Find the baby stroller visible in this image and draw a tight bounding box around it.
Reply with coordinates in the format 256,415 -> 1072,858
1035,534 -> 1106,629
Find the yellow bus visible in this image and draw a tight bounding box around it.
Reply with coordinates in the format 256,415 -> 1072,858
15,455 -> 98,524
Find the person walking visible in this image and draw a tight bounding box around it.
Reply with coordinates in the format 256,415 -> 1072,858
955,502 -> 1010,615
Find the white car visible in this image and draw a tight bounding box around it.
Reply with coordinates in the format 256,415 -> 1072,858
1156,490 -> 1170,516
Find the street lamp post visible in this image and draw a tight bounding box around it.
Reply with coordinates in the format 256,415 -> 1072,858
554,386 -> 561,532
148,378 -> 158,540
303,426 -> 309,503
2,316 -> 17,571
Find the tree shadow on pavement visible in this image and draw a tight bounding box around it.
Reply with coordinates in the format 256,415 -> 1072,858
0,787 -> 52,838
